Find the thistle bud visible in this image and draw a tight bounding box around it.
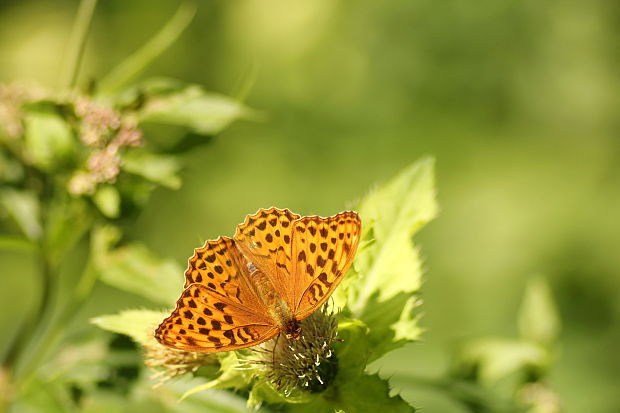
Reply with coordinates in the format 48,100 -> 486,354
247,305 -> 339,396
143,343 -> 216,387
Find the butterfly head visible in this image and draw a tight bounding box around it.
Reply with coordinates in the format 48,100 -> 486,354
284,318 -> 302,340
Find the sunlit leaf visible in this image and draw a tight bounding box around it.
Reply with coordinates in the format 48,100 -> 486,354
122,150 -> 182,189
335,157 -> 437,359
139,85 -> 256,135
94,241 -> 184,305
91,309 -> 168,345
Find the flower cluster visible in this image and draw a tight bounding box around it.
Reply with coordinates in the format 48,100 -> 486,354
0,83 -> 47,139
0,83 -> 144,196
68,97 -> 143,195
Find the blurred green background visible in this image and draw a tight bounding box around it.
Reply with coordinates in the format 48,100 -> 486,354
1,0 -> 619,411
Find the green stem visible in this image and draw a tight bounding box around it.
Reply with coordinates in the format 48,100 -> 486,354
12,247 -> 98,390
59,0 -> 98,90
98,1 -> 197,93
7,247 -> 55,376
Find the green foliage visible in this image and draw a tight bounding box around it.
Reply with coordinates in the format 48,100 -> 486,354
94,157 -> 437,412
444,276 -> 562,412
137,82 -> 258,135
0,0 -> 576,411
335,157 -> 436,360
91,310 -> 168,346
0,3 -> 253,411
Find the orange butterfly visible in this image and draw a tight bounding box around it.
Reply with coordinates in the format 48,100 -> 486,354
155,207 -> 361,352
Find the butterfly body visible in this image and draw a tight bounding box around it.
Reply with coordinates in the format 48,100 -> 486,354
155,207 -> 361,353
245,263 -> 299,338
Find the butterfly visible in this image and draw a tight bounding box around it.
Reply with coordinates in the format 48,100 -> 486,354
155,207 -> 361,352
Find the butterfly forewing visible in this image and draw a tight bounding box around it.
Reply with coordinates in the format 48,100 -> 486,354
155,284 -> 278,352
291,211 -> 361,319
184,236 -> 268,311
234,207 -> 301,309
156,236 -> 277,352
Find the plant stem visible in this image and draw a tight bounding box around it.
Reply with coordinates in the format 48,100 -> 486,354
59,0 -> 98,90
12,245 -> 98,390
98,1 -> 197,93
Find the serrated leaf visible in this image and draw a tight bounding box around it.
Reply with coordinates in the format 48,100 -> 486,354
518,276 -> 561,347
91,309 -> 168,345
23,110 -> 74,171
122,150 -> 182,189
335,157 -> 437,360
139,85 -> 256,135
95,241 -> 184,305
348,157 -> 437,311
390,296 -> 424,342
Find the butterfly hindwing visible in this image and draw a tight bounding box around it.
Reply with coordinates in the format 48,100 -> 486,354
290,211 -> 361,319
155,284 -> 278,352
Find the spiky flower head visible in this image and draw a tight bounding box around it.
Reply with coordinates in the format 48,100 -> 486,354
246,305 -> 339,396
143,342 -> 217,387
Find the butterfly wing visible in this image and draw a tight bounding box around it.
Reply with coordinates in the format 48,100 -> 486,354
290,211 -> 361,319
155,284 -> 278,352
234,207 -> 301,309
156,236 -> 277,352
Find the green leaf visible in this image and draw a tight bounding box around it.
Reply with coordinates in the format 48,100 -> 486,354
335,157 -> 437,360
163,382 -> 259,413
0,188 -> 42,240
122,150 -> 182,189
455,338 -> 550,385
23,110 -> 74,171
93,185 -> 121,218
518,276 -> 561,347
181,352 -> 247,400
91,309 -> 168,345
336,373 -> 415,413
14,376 -> 74,413
333,318 -> 372,379
293,373 -> 415,413
94,240 -> 184,305
138,85 -> 256,135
